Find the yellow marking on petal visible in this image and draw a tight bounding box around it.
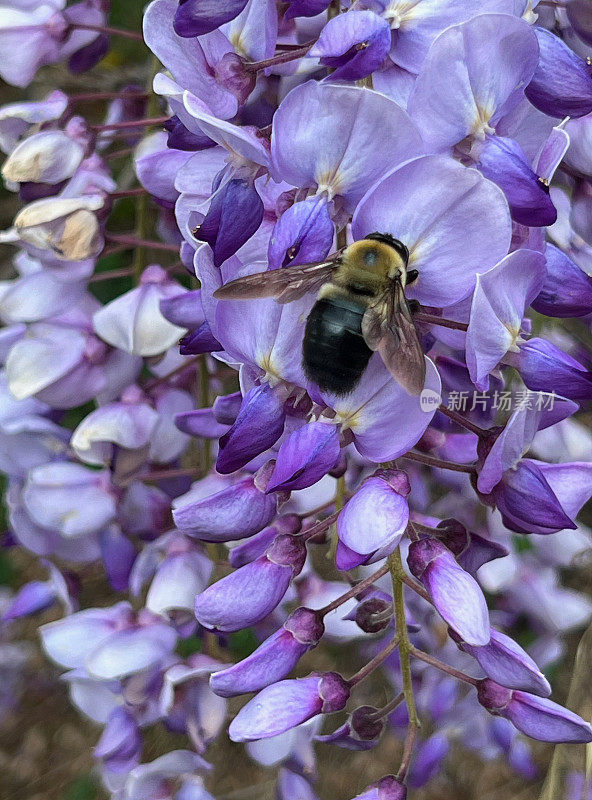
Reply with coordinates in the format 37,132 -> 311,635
471,107 -> 496,141
258,351 -> 283,386
383,0 -> 422,30
230,32 -> 247,58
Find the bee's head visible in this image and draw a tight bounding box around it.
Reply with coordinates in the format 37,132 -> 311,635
364,232 -> 409,266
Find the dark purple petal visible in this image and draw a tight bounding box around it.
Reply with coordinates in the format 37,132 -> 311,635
526,26 -> 592,118
266,422 -> 341,493
451,628 -> 551,696
285,0 -> 331,19
478,679 -> 592,743
532,244 -> 592,318
476,135 -> 557,227
217,383 -> 286,474
179,321 -> 222,355
99,527 -> 136,593
174,0 -> 249,37
495,459 -> 577,535
516,338 -> 592,402
68,34 -> 110,74
194,178 -> 264,267
316,705 -> 384,751
268,196 -> 334,271
436,519 -> 509,576
309,11 -> 391,81
164,115 -> 216,151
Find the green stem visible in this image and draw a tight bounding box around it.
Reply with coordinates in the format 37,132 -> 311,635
328,0 -> 340,19
388,547 -> 420,728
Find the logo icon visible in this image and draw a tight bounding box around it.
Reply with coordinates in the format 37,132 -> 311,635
420,389 -> 441,412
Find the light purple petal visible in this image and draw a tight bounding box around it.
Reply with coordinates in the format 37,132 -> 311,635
352,155 -> 512,306
271,81 -> 424,210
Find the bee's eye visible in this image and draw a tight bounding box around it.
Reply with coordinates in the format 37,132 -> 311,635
390,239 -> 409,264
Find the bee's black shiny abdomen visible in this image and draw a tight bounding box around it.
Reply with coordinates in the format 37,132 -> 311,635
303,295 -> 372,395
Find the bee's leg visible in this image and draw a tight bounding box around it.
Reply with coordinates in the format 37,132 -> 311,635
407,299 -> 420,313
406,269 -> 419,284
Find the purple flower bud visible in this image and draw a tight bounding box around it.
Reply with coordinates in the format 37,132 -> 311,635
435,519 -> 508,576
337,470 -> 409,569
268,196 -> 334,271
408,538 -> 490,646
210,607 -> 324,697
526,26 -> 592,118
229,514 -> 302,567
494,459 -> 577,535
347,591 -> 394,634
477,678 -> 592,743
515,338 -> 592,403
532,244 -> 592,318
194,178 -> 264,267
476,135 -> 556,227
174,0 -> 249,37
316,705 -> 384,751
173,464 -> 279,541
451,628 -> 551,696
217,383 -> 286,474
94,707 -> 142,774
229,672 -> 350,742
266,422 -> 341,493
195,534 -> 306,632
407,734 -> 450,789
310,10 -> 391,81
351,775 -> 407,800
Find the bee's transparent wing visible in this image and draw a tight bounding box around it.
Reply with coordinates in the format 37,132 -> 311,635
213,256 -> 341,304
362,280 -> 426,396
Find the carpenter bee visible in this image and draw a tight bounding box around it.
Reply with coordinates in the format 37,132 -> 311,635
213,232 -> 425,396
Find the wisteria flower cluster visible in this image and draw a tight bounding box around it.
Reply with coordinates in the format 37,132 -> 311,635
3,0 -> 592,797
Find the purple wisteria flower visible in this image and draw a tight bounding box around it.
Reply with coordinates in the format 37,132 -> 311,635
1,2 -> 592,799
